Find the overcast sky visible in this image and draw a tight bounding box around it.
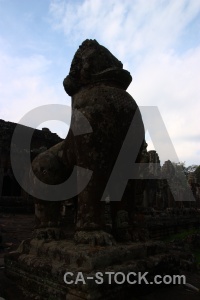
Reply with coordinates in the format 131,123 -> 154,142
0,0 -> 200,166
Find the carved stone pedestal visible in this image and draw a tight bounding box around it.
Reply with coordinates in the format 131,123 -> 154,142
4,239 -> 187,300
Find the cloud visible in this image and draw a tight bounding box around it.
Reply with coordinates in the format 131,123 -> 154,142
49,0 -> 200,166
131,46 -> 200,165
0,0 -> 199,166
49,0 -> 200,60
0,45 -> 69,138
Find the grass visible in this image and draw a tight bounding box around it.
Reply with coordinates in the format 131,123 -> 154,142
162,228 -> 200,242
193,250 -> 200,265
162,228 -> 200,265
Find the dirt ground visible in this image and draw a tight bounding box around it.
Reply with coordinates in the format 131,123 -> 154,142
0,213 -> 200,300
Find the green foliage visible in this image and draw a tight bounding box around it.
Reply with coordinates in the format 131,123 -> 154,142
193,249 -> 200,265
163,228 -> 200,242
163,228 -> 200,265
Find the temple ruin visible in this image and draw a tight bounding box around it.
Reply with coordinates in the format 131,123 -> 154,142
0,119 -> 62,213
1,40 -> 200,299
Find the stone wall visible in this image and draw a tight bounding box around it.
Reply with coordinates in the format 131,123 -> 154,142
0,119 -> 62,213
0,118 -> 200,216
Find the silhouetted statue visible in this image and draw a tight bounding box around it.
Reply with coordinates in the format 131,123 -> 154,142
32,39 -> 145,245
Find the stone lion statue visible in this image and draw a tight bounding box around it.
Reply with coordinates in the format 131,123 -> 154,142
32,39 -> 145,245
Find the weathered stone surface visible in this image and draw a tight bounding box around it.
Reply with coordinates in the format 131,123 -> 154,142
31,141 -> 69,229
5,237 -> 195,300
0,119 -> 62,213
63,40 -> 144,241
31,39 -> 145,245
5,39 -> 200,300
